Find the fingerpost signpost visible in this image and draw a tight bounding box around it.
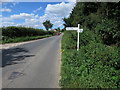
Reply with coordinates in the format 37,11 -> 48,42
66,24 -> 83,51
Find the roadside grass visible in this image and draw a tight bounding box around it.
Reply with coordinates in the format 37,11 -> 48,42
60,30 -> 120,88
2,35 -> 52,44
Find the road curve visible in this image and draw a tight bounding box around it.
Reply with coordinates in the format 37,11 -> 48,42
2,34 -> 63,88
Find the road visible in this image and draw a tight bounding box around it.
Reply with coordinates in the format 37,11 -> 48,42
2,34 -> 63,88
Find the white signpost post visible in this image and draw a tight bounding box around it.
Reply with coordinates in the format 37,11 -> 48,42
66,24 -> 83,51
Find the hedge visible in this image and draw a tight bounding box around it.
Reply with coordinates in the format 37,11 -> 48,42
60,29 -> 120,88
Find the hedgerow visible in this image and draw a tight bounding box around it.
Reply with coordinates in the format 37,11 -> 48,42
2,26 -> 54,38
60,30 -> 120,88
1,26 -> 56,43
60,2 -> 120,88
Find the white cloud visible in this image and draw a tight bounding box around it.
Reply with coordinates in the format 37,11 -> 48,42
3,13 -> 35,21
38,2 -> 75,29
2,13 -> 39,27
33,7 -> 42,13
2,2 -> 75,29
2,22 -> 14,27
3,22 -> 14,25
45,2 -> 75,17
16,17 -> 43,28
35,14 -> 39,18
58,24 -> 63,27
13,2 -> 17,6
29,2 -> 75,29
66,0 -> 76,2
1,8 -> 11,12
11,13 -> 34,19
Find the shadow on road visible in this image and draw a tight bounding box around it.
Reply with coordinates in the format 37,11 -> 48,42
2,48 -> 35,67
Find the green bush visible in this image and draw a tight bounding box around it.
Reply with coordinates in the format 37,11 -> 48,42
60,30 -> 120,88
2,26 -> 56,43
62,28 -> 102,50
2,26 -> 52,38
62,31 -> 77,50
95,19 -> 120,45
60,2 -> 120,88
79,28 -> 102,46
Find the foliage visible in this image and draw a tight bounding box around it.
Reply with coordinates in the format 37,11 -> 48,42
1,26 -> 56,43
61,31 -> 77,50
57,27 -> 61,32
2,26 -> 49,38
2,35 -> 52,44
63,2 -> 120,45
60,31 -> 120,88
61,28 -> 66,32
43,20 -> 53,31
62,28 -> 102,50
95,19 -> 120,45
60,2 -> 120,88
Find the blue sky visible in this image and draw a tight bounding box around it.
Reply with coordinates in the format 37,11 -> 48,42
1,1 -> 76,30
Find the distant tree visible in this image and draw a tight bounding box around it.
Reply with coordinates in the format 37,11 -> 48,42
57,27 -> 61,32
43,20 -> 53,31
50,23 -> 53,30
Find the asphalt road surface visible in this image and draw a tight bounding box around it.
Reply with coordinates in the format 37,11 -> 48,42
2,34 -> 63,88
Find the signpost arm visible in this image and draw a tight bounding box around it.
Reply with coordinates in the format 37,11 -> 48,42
77,24 -> 80,51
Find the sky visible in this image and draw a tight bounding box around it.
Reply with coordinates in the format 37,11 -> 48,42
1,0 -> 76,30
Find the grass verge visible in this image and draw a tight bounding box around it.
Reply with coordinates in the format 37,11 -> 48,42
2,35 -> 52,44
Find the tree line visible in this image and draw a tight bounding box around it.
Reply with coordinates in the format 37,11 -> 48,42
63,2 -> 120,46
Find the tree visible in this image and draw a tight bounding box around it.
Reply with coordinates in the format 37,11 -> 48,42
63,2 -> 120,45
50,23 -> 53,30
43,20 -> 53,31
57,27 -> 61,32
